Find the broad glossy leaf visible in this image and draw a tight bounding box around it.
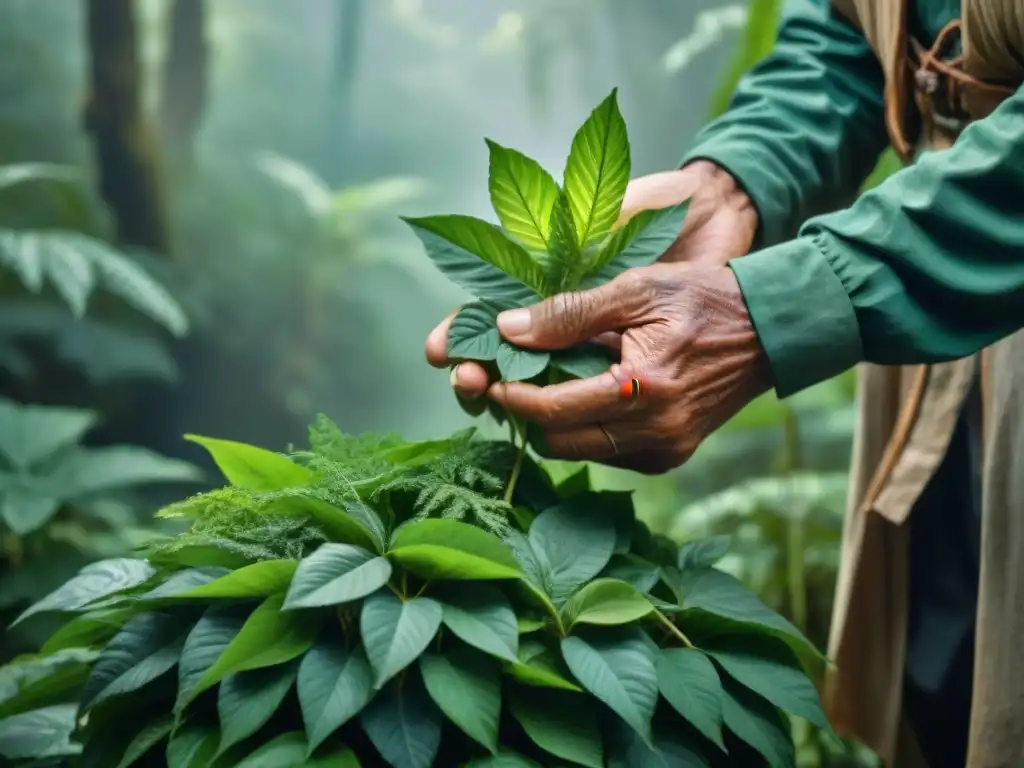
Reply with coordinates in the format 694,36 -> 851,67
679,569 -> 825,675
677,535 -> 731,572
545,190 -> 582,291
185,435 -> 312,490
706,636 -> 829,731
181,560 -> 297,600
420,650 -> 500,752
563,88 -> 630,247
560,629 -> 657,742
447,301 -> 505,360
606,724 -> 709,768
582,202 -> 690,287
389,518 -> 522,580
217,661 -> 298,756
284,543 -> 391,609
298,637 -> 373,754
403,214 -> 546,302
191,594 -> 320,701
139,567 -> 231,600
0,703 -> 80,760
656,649 -> 725,750
175,604 -> 252,715
232,731 -> 309,768
440,586 -> 518,663
528,497 -> 617,603
550,344 -> 615,379
509,688 -> 602,768
496,343 -> 550,382
506,639 -> 581,692
0,648 -> 98,718
0,399 -> 96,469
116,715 -> 173,768
266,493 -> 382,553
13,558 -> 155,626
467,753 -> 541,767
360,673 -> 442,768
560,578 -> 653,630
486,139 -> 559,252
0,478 -> 61,534
166,724 -> 219,768
82,612 -> 187,708
600,556 -> 661,595
721,684 -> 795,768
360,591 -> 442,689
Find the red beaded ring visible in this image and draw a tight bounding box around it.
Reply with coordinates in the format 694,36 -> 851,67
619,377 -> 643,401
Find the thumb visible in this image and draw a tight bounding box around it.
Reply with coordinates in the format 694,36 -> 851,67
497,272 -> 648,350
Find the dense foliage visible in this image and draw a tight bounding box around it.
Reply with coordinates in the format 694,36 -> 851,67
0,416 -> 831,767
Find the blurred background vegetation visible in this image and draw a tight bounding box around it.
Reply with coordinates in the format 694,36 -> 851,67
0,0 -> 895,763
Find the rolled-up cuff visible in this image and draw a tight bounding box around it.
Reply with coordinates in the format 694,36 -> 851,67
729,234 -> 864,397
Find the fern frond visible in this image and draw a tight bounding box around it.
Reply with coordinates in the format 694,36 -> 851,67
0,229 -> 189,336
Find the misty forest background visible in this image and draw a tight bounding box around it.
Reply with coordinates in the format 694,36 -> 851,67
0,2 -> 899,762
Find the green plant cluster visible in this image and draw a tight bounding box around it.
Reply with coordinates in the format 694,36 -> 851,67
403,87 -> 689,386
0,416 -> 831,767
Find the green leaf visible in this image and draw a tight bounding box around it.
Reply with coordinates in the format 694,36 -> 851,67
266,493 -> 382,553
706,637 -> 830,731
439,586 -> 518,663
0,648 -> 98,718
217,661 -> 299,757
677,535 -> 731,572
175,604 -> 252,715
486,139 -> 559,252
562,88 -> 630,247
679,569 -> 825,675
528,496 -> 617,603
181,560 -> 298,599
232,731 -> 309,768
389,518 -> 522,580
166,724 -> 219,768
403,214 -> 546,302
496,343 -> 550,382
509,688 -> 603,768
607,725 -> 710,768
12,558 -> 155,626
721,683 -> 795,768
41,608 -> 134,655
448,301 -> 505,360
582,202 -> 690,287
360,673 -> 442,768
600,556 -> 661,595
306,746 -> 361,768
116,715 -> 174,768
82,612 -> 187,709
298,636 -> 373,755
560,578 -> 653,630
656,649 -> 725,750
0,400 -> 96,469
185,434 -> 312,490
191,594 -> 320,701
138,568 -> 231,601
466,753 -> 541,768
420,650 -> 500,753
550,344 -> 615,379
0,703 -> 81,760
284,543 -> 391,609
544,190 -> 583,291
560,629 -> 657,742
505,638 -> 581,692
360,591 -> 442,689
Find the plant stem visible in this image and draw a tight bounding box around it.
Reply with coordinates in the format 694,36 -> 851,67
654,609 -> 694,648
503,416 -> 527,504
782,405 -> 808,633
413,580 -> 431,599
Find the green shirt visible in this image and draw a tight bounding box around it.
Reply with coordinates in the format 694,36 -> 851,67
683,0 -> 1024,397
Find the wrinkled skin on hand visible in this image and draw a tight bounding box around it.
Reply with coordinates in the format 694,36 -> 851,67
425,161 -> 767,473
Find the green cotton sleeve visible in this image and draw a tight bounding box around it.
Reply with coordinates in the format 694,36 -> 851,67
731,86 -> 1024,397
682,0 -> 889,247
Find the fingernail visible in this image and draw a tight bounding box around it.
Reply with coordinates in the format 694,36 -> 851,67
449,367 -> 460,388
497,308 -> 531,338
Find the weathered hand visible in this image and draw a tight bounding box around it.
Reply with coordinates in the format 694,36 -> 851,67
489,263 -> 771,473
426,161 -> 758,398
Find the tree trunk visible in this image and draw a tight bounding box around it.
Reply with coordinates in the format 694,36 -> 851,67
161,0 -> 209,163
83,0 -> 171,254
